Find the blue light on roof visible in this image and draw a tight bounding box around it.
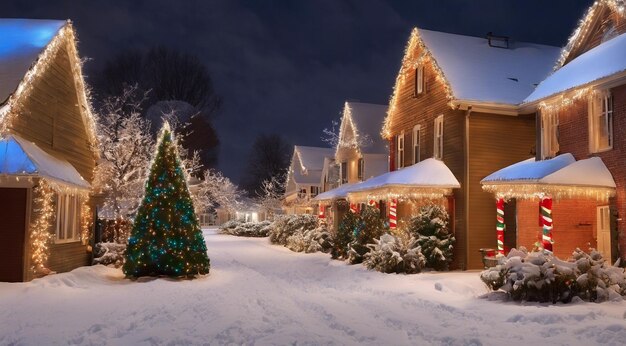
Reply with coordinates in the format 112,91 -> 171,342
0,19 -> 65,57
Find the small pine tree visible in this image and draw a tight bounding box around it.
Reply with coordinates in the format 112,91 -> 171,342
349,205 -> 387,264
408,204 -> 454,271
332,207 -> 357,259
123,123 -> 210,278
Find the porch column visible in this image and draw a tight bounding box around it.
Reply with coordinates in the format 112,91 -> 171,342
540,196 -> 554,252
496,197 -> 505,255
389,198 -> 397,230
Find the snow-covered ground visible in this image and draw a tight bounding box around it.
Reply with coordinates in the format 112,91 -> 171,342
2,229 -> 626,345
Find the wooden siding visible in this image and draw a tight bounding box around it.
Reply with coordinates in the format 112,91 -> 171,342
467,112 -> 535,269
48,242 -> 90,273
8,42 -> 96,183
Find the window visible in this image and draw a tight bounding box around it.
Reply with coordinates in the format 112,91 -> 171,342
340,161 -> 347,184
357,158 -> 364,181
589,91 -> 613,152
414,65 -> 424,96
412,125 -> 421,164
397,132 -> 405,168
298,188 -> 307,198
310,186 -> 319,197
434,115 -> 444,159
541,110 -> 559,159
597,206 -> 612,260
56,194 -> 81,243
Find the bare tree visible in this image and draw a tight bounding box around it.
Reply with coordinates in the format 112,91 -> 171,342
257,174 -> 286,220
241,134 -> 291,197
321,120 -> 340,149
192,169 -> 242,216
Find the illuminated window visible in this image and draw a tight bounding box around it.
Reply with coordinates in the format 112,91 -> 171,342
589,91 -> 613,153
541,110 -> 559,159
397,132 -> 405,168
434,115 -> 444,159
56,194 -> 81,243
412,124 -> 421,164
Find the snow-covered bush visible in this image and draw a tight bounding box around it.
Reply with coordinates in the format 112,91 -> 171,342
268,214 -> 318,245
348,206 -> 387,264
220,220 -> 271,237
331,209 -> 358,259
286,225 -> 333,253
364,233 -> 425,274
408,204 -> 454,271
93,242 -> 126,267
481,247 -> 626,303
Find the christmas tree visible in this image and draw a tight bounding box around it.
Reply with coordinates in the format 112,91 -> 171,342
123,122 -> 210,278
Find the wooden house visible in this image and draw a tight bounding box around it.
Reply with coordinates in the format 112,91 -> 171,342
284,145 -> 334,214
377,28 -> 560,269
0,19 -> 98,281
482,0 -> 626,262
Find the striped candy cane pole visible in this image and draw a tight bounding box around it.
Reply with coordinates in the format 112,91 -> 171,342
350,203 -> 358,213
496,198 -> 505,255
389,198 -> 397,230
540,196 -> 553,252
318,204 -> 325,219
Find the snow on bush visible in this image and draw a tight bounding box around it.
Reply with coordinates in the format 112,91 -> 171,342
219,220 -> 271,237
268,214 -> 318,245
285,225 -> 333,253
93,242 -> 126,267
481,247 -> 626,303
364,233 -> 425,274
407,204 -> 454,271
348,206 -> 387,264
331,208 -> 358,259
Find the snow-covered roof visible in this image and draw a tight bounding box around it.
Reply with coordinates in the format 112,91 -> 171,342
525,31 -> 626,103
0,134 -> 90,189
481,153 -> 575,184
313,183 -> 359,202
295,146 -> 334,172
418,29 -> 561,104
343,102 -> 388,154
481,154 -> 615,201
0,19 -> 66,105
349,158 -> 460,193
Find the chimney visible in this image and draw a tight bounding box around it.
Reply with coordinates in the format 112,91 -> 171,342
486,32 -> 509,49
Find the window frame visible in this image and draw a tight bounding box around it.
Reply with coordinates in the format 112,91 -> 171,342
412,124 -> 421,164
55,193 -> 81,244
397,131 -> 405,169
357,157 -> 364,181
414,65 -> 424,96
340,161 -> 348,184
540,109 -> 559,159
434,115 -> 444,159
589,91 -> 613,153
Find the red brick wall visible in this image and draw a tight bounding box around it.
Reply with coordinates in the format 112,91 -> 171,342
555,84 -> 626,261
516,199 -> 599,260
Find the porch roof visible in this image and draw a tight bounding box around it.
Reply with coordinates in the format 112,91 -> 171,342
313,183 -> 359,202
481,154 -> 615,201
0,134 -> 90,190
347,158 -> 460,201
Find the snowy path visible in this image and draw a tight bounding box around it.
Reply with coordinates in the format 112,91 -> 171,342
2,230 -> 626,345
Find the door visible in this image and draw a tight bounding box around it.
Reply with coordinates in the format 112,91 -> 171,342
597,206 -> 611,261
0,188 -> 28,282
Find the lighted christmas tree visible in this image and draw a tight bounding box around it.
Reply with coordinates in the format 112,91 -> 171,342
123,122 -> 210,278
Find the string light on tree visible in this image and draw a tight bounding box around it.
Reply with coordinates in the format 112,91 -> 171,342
123,122 -> 210,278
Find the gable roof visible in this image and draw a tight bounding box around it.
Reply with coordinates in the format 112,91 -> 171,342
289,145 -> 334,186
0,19 -> 98,154
525,30 -> 626,103
338,101 -> 388,155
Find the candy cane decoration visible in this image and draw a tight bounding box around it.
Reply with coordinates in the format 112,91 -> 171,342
496,198 -> 505,255
389,198 -> 397,229
350,203 -> 358,213
318,204 -> 325,219
368,199 -> 379,209
540,196 -> 553,252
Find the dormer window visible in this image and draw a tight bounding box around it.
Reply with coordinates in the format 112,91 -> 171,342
414,65 -> 424,96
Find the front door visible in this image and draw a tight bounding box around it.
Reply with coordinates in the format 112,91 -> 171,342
0,188 -> 28,282
597,206 -> 611,261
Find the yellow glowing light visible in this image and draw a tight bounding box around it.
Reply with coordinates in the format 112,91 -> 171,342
482,183 -> 615,202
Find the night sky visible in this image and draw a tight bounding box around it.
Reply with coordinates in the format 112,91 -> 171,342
5,0 -> 593,183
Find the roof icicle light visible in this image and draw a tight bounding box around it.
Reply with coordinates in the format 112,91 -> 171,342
382,28 -> 455,139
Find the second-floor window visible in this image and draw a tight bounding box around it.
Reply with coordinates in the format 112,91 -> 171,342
340,161 -> 347,184
310,186 -> 319,197
414,65 -> 424,96
298,188 -> 307,198
397,132 -> 405,168
412,124 -> 421,164
434,115 -> 444,159
589,91 -> 613,153
357,158 -> 364,181
541,110 -> 559,159
56,194 -> 81,243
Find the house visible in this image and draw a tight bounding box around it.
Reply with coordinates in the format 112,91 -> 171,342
481,0 -> 626,262
0,19 -> 98,282
283,145 -> 334,214
372,28 -> 560,269
314,101 -> 389,230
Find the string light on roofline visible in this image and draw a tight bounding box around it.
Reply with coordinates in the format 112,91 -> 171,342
347,186 -> 454,203
382,28 -> 455,139
482,183 -> 615,202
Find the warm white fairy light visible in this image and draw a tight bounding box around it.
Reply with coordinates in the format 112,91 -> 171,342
81,201 -> 92,246
29,181 -> 55,275
537,87 -> 591,113
382,28 -> 455,138
482,183 -> 615,202
555,0 -> 625,70
348,186 -> 454,203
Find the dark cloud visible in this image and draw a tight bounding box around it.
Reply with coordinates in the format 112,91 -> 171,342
3,0 -> 593,182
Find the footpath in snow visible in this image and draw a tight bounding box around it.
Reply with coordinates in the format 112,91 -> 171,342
2,228 -> 626,345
